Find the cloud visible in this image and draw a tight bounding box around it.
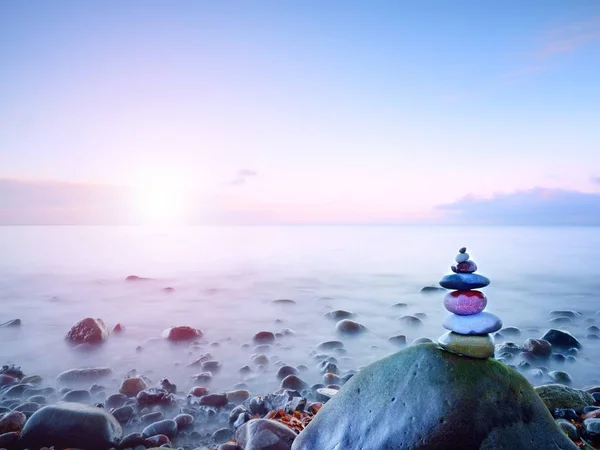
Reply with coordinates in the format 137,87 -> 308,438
227,169 -> 258,186
538,17 -> 600,59
437,188 -> 600,225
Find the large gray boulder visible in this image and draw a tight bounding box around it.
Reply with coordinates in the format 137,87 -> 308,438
292,343 -> 577,450
19,402 -> 122,449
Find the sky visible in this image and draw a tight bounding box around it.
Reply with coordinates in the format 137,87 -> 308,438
1,0 -> 600,225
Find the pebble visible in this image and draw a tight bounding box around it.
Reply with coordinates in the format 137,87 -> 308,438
119,377 -> 148,397
549,370 -> 572,384
174,413 -> 194,429
388,335 -> 407,346
199,393 -> 228,408
252,331 -> 275,344
443,312 -> 502,335
162,326 -> 203,341
270,299 -> 296,305
213,427 -> 235,444
397,315 -> 423,326
189,386 -> 209,397
542,329 -> 582,349
0,319 -> 21,327
65,317 -> 109,344
500,327 -> 522,337
112,405 -> 135,423
276,366 -> 299,380
522,338 -> 552,357
56,367 -> 112,383
0,411 -> 26,434
455,252 -> 470,263
549,317 -> 572,325
453,260 -> 477,273
316,340 -> 344,350
439,273 -> 490,290
443,290 -> 487,316
315,388 -> 339,402
236,419 -> 297,450
226,390 -> 250,404
437,332 -> 495,359
106,393 -> 127,409
549,310 -> 580,318
411,337 -> 433,345
141,419 -> 178,439
62,389 -> 92,403
281,375 -> 309,391
202,360 -> 222,372
584,418 -> 600,443
118,432 -> 147,448
555,418 -> 579,440
141,411 -> 164,425
335,319 -> 367,335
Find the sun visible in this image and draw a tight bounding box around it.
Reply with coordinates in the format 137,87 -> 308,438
131,175 -> 189,224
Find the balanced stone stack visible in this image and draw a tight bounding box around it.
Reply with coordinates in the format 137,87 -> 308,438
437,247 -> 502,359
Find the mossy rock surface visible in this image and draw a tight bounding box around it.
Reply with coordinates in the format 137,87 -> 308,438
292,343 -> 577,450
534,384 -> 595,411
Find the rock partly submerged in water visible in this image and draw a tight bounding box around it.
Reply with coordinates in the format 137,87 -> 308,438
535,384 -> 595,411
292,343 -> 577,450
236,419 -> 297,450
19,402 -> 122,450
65,318 -> 109,345
56,367 -> 112,383
162,326 -> 203,342
541,329 -> 582,349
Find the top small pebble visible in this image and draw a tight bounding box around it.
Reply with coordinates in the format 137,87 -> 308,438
459,247 -> 467,253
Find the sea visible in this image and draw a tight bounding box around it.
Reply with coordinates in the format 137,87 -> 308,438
1,225 -> 599,395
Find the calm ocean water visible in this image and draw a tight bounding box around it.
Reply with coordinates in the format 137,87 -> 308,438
1,225 -> 600,393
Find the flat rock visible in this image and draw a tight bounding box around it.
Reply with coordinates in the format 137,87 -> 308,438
292,343 -> 577,450
162,326 -> 203,341
438,332 -> 495,359
541,329 -> 582,349
20,402 -> 122,450
443,312 -> 502,335
439,273 -> 490,290
535,384 -> 595,411
236,419 -> 297,450
57,367 -> 112,383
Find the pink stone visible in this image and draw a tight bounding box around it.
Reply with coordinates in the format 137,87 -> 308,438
443,291 -> 487,316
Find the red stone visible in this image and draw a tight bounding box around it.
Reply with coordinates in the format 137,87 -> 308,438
113,323 -> 124,333
189,386 -> 209,397
0,411 -> 27,434
163,326 -> 203,341
65,318 -> 109,344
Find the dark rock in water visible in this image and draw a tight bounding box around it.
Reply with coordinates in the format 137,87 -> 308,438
0,319 -> 21,327
213,427 -> 235,444
192,372 -> 213,384
523,338 -> 552,357
553,408 -> 578,421
587,325 -> 600,334
550,310 -> 580,318
0,411 -> 26,434
420,286 -> 446,294
20,402 -> 122,450
0,432 -> 19,448
236,419 -> 297,450
542,329 -> 582,349
219,443 -> 244,450
411,337 -> 433,345
324,310 -> 356,320
141,419 -> 178,439
397,315 -> 423,326
291,343 -> 577,450
253,331 -> 276,344
388,335 -> 407,346
161,286 -> 175,293
391,303 -> 408,308
0,374 -> 16,387
335,319 -> 367,335
141,411 -> 164,425
111,405 -> 135,423
227,389 -> 251,405
200,393 -> 228,408
439,273 -> 490,290
119,377 -> 148,397
555,419 -> 578,440
0,365 -> 24,380
62,389 -> 92,403
125,275 -> 152,281
106,393 -> 127,409
157,378 -> 176,394
65,318 -> 109,344
57,367 -> 112,383
535,384 -> 595,411
187,352 -> 213,367
162,326 -> 203,341
271,299 -> 296,305
118,432 -> 146,449
500,327 -> 521,337
549,371 -> 572,384
174,413 -> 194,429
145,434 -> 171,447
316,340 -> 344,351
112,323 -> 124,333
584,419 -> 600,444
281,375 -> 309,391
277,366 -> 299,380
136,388 -> 176,407
550,317 -> 572,325
202,360 -> 222,373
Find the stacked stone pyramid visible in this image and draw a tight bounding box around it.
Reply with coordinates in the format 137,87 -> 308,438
437,247 -> 502,359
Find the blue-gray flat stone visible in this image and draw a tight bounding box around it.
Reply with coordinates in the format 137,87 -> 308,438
443,312 -> 502,335
455,252 -> 469,263
439,273 -> 490,290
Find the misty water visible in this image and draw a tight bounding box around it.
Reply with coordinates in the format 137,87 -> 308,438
1,225 -> 600,396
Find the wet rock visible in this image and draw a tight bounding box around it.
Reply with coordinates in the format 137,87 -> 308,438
522,338 -> 552,357
318,361 -> 339,375
277,366 -> 299,380
0,374 -> 16,387
253,331 -> 276,344
397,315 -> 423,326
174,413 -> 194,429
0,319 -> 21,327
226,390 -> 250,405
316,340 -> 344,351
541,329 -> 582,349
112,404 -> 135,424
113,323 -> 124,333
500,326 -> 522,337
144,434 -> 171,447
142,419 -> 178,439
136,388 -> 176,408
236,419 -> 297,450
335,319 -> 367,335
271,299 -> 296,305
219,442 -> 244,450
550,310 -> 580,319
65,318 -> 109,345
62,389 -> 92,403
292,343 -> 577,450
555,419 -> 578,440
188,353 -> 213,367
252,354 -> 270,366
325,310 -> 356,320
141,411 -> 164,425
0,432 -> 19,448
549,371 -> 572,384
391,303 -> 408,308
420,286 -> 446,294
106,393 -> 127,409
388,335 -> 407,346
535,384 -> 595,411
119,377 -> 148,397
190,386 -> 209,397
411,337 -> 433,345
200,393 -> 228,408
213,427 -> 235,444
281,375 -> 309,391
20,402 -> 122,449
584,419 -> 600,444
162,326 -> 203,341
0,411 -> 26,434
191,372 -> 213,384
56,367 -> 112,383
117,432 -> 146,449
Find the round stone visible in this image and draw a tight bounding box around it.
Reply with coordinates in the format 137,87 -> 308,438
459,247 -> 467,253
439,273 -> 490,290
438,332 -> 495,359
443,291 -> 487,316
455,252 -> 470,263
443,312 -> 502,335
454,260 -> 477,274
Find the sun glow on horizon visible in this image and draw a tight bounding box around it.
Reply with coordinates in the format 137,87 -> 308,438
131,173 -> 193,224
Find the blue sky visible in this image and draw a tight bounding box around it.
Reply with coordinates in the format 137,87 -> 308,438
1,1 -> 600,224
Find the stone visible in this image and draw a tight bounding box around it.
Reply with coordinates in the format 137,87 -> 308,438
388,335 -> 407,346
443,290 -> 487,316
174,413 -> 194,429
136,388 -> 175,407
226,389 -> 250,404
112,405 -> 135,423
438,332 -> 495,359
141,419 -> 178,439
325,310 -> 356,321
56,367 -> 112,383
523,338 -> 552,357
213,427 -> 235,443
535,384 -> 595,411
271,299 -> 296,305
0,432 -> 19,447
455,252 -> 470,263
0,411 -> 26,434
453,260 -> 477,274
555,419 -> 579,440
106,393 -> 127,409
65,318 -> 109,344
501,327 -> 522,337
397,315 -> 423,326
315,388 -> 339,402
439,273 -> 490,290
62,389 -> 92,403
236,419 -> 297,450
162,326 -> 203,341
335,319 -> 367,335
199,393 -> 228,408
584,418 -> 600,444
542,329 -> 582,349
549,371 -> 572,384
291,343 -> 577,450
316,340 -> 344,350
141,412 -> 164,425
0,319 -> 21,327
277,366 -> 299,380
118,432 -> 147,448
442,312 -> 502,335
459,247 -> 467,253
253,331 -> 276,344
550,310 -> 580,318
20,402 -> 122,450
281,375 -> 309,391
420,286 -> 446,294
